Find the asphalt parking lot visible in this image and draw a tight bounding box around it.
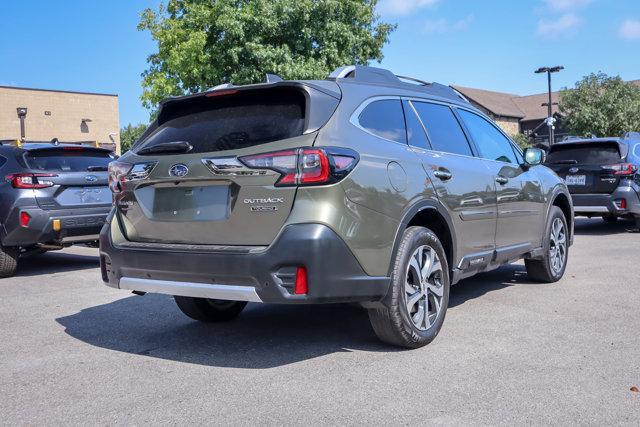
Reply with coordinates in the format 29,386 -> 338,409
1,218 -> 639,424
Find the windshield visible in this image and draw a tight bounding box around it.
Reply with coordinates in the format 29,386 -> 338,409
26,149 -> 113,172
546,142 -> 621,164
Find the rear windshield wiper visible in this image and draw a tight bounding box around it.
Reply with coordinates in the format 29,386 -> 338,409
137,141 -> 193,155
87,165 -> 108,172
549,160 -> 578,165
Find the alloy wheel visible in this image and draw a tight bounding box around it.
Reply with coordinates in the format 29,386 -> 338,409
404,245 -> 444,331
549,217 -> 567,275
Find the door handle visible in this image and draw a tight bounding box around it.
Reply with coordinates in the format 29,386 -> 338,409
433,170 -> 452,181
495,176 -> 509,185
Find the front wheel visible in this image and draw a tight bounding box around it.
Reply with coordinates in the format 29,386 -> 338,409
525,206 -> 569,283
368,226 -> 450,348
174,296 -> 247,322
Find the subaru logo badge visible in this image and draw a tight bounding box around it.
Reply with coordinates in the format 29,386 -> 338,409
84,175 -> 98,182
569,167 -> 579,173
169,163 -> 189,178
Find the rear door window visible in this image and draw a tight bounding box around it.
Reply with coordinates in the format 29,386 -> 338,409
457,109 -> 517,164
26,149 -> 113,172
403,101 -> 430,150
546,143 -> 621,165
358,99 -> 407,144
137,88 -> 307,154
412,102 -> 472,156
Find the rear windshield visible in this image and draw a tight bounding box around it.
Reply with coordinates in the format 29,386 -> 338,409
26,149 -> 113,172
137,88 -> 306,154
546,142 -> 621,165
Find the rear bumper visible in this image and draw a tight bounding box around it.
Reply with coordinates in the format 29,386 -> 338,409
99,221 -> 390,304
571,185 -> 640,216
2,206 -> 110,247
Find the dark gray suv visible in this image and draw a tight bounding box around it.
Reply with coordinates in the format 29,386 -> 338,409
100,66 -> 573,348
0,142 -> 114,277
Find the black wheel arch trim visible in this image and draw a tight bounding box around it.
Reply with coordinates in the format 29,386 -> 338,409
387,199 -> 458,278
547,184 -> 574,246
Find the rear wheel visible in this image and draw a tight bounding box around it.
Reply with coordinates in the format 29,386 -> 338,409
0,245 -> 18,278
174,296 -> 247,322
368,226 -> 450,348
525,206 -> 568,283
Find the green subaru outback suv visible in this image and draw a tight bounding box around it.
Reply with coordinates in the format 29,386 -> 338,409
100,66 -> 573,348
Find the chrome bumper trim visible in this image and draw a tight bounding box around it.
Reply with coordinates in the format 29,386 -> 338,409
118,277 -> 262,302
573,206 -> 610,213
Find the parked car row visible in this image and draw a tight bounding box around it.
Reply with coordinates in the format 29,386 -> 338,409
1,66 -> 635,348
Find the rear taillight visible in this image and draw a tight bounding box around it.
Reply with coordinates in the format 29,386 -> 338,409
294,266 -> 308,295
5,173 -> 57,189
602,163 -> 636,175
614,198 -> 627,210
239,147 -> 358,187
108,161 -> 133,193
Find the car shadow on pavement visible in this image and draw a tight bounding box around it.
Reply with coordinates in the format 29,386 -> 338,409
56,295 -> 396,369
16,250 -> 99,277
449,263 -> 535,308
56,264 -> 536,369
573,217 -> 638,236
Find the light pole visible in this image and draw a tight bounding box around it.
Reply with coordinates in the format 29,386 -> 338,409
534,66 -> 563,145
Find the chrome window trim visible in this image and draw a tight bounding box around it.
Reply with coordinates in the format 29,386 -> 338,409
349,95 -> 409,146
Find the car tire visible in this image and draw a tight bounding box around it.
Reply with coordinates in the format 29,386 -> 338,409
368,226 -> 450,348
0,245 -> 18,278
525,206 -> 569,283
174,296 -> 247,322
602,215 -> 617,223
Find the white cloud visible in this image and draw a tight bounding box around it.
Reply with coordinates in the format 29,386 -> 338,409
542,0 -> 593,12
537,13 -> 581,38
377,0 -> 439,17
618,19 -> 640,40
424,14 -> 474,34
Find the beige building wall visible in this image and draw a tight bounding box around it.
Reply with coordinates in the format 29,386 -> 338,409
494,117 -> 520,136
0,86 -> 120,153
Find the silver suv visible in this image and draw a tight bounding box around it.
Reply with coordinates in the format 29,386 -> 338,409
100,66 -> 573,348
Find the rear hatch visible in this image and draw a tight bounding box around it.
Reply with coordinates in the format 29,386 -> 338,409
113,83 -> 341,246
545,141 -> 625,194
24,147 -> 113,209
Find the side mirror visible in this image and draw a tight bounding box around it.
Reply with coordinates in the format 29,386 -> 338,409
524,147 -> 545,166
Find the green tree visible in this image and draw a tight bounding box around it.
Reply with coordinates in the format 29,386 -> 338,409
559,73 -> 640,137
510,133 -> 531,150
120,123 -> 148,153
138,0 -> 395,111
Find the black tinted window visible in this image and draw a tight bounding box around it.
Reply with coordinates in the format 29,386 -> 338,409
403,101 -> 430,150
137,88 -> 306,154
458,109 -> 517,164
546,142 -> 621,164
26,149 -> 113,172
359,100 -> 407,144
412,102 -> 472,156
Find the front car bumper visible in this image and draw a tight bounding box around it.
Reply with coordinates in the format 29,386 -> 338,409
100,218 -> 390,304
571,185 -> 640,216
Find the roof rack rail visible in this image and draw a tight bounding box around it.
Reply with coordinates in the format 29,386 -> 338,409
327,65 -> 469,104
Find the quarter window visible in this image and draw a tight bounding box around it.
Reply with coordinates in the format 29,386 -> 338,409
411,102 -> 472,156
358,99 -> 407,144
457,109 -> 517,164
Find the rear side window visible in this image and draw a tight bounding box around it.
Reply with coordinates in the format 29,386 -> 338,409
358,99 -> 407,144
412,102 -> 472,156
546,142 -> 621,165
403,101 -> 430,150
457,109 -> 517,164
138,88 -> 306,154
26,149 -> 113,172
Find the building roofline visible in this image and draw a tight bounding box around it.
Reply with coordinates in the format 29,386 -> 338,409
0,85 -> 117,97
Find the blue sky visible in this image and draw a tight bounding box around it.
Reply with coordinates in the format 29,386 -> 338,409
1,0 -> 638,126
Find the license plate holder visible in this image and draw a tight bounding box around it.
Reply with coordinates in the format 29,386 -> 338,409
565,175 -> 586,186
